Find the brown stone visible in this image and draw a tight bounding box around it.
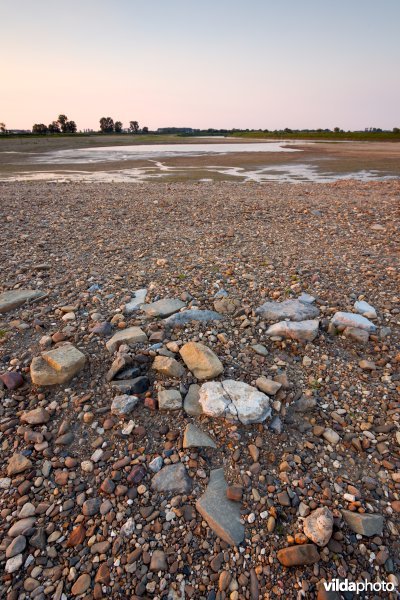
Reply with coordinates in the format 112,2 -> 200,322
71,573 -> 91,596
67,524 -> 86,547
277,544 -> 320,566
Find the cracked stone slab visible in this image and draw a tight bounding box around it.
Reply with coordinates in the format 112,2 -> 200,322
331,312 -> 376,333
163,309 -> 223,328
0,289 -> 46,314
266,319 -> 319,342
199,380 -> 271,425
31,344 -> 86,386
341,510 -> 384,536
256,299 -> 320,322
151,463 -> 192,495
196,469 -> 244,546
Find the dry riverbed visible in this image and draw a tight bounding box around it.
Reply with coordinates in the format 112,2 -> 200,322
0,180 -> 399,599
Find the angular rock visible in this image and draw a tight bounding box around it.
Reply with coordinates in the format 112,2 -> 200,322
152,355 -> 185,378
142,298 -> 185,318
91,321 -> 113,336
106,327 -> 147,353
354,300 -> 377,319
214,297 -> 237,314
298,293 -> 316,304
341,510 -> 384,536
106,354 -> 132,381
67,524 -> 86,547
111,376 -> 149,395
266,320 -> 319,342
251,344 -> 268,356
183,423 -> 217,449
31,344 -> 86,385
0,371 -> 24,390
184,384 -> 203,416
164,309 -> 223,328
344,327 -> 369,344
7,454 -> 32,476
179,341 -> 223,380
196,468 -> 245,546
0,289 -> 45,314
158,389 -> 182,410
331,312 -> 376,333
20,407 -> 50,425
256,299 -> 319,322
82,498 -> 101,517
277,544 -> 320,566
150,549 -> 168,572
111,394 -> 139,416
125,288 -> 148,313
151,463 -> 192,494
255,376 -> 282,395
198,381 -> 233,418
303,507 -> 334,546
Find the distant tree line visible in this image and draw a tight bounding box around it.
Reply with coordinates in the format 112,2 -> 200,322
32,114 -> 77,134
99,117 -> 148,134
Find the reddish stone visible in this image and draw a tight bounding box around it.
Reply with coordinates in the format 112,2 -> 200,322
100,478 -> 115,494
52,332 -> 66,343
127,465 -> 146,484
133,426 -> 146,439
226,485 -> 243,502
0,371 -> 24,390
277,544 -> 320,566
67,524 -> 86,547
144,397 -> 157,410
95,563 -> 110,584
54,471 -> 69,485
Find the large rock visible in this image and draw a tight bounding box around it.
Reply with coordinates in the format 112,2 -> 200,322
179,342 -> 223,380
0,289 -> 45,314
20,407 -> 50,425
277,544 -> 320,566
125,288 -> 147,313
163,309 -> 223,328
331,312 -> 376,333
183,384 -> 203,416
199,380 -> 271,425
183,423 -> 217,448
151,463 -> 192,494
30,344 -> 86,386
142,298 -> 185,318
158,389 -> 182,410
196,469 -> 244,546
266,320 -> 319,342
152,356 -> 185,378
303,507 -> 333,546
256,299 -> 319,322
354,300 -> 377,319
341,510 -> 384,536
7,454 -> 32,476
106,327 -> 147,353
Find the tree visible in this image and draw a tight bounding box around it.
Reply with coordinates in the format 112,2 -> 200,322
0,122 -> 6,133
393,127 -> 400,134
48,121 -> 61,133
142,126 -> 149,134
32,123 -> 49,134
58,114 -> 68,133
129,120 -> 139,133
65,120 -> 77,133
100,117 -> 114,133
114,121 -> 123,133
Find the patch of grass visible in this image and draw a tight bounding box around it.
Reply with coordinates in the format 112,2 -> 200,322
177,273 -> 186,280
0,329 -> 7,338
229,130 -> 400,142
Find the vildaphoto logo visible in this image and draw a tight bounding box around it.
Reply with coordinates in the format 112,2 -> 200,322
324,579 -> 397,594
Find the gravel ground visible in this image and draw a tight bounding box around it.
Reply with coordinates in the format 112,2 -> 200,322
0,180 -> 399,600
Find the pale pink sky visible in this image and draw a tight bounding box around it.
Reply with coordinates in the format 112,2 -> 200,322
2,0 -> 399,131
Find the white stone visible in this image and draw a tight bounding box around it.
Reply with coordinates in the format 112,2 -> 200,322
266,319 -> 319,342
256,299 -> 319,322
199,380 -> 271,425
111,394 -> 139,416
5,554 -> 23,573
125,288 -> 148,313
323,428 -> 340,445
331,312 -> 376,333
303,507 -> 333,546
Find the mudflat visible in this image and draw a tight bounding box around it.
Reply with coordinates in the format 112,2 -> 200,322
0,179 -> 399,598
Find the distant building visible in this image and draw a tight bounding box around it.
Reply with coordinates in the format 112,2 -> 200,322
7,129 -> 31,134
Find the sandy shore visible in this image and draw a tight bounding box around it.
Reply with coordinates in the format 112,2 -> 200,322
0,180 -> 399,599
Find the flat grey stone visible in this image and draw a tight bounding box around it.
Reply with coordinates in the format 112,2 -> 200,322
298,293 -> 316,304
0,289 -> 45,314
255,376 -> 281,395
199,380 -> 271,425
266,320 -> 319,342
152,463 -> 192,494
164,309 -> 223,328
8,517 -> 36,537
196,469 -> 244,546
183,424 -> 217,449
158,389 -> 182,410
106,327 -> 148,353
256,299 -> 319,322
342,510 -> 384,536
354,300 -> 377,318
331,312 -> 376,333
344,327 -> 369,344
183,384 -> 203,416
251,344 -> 268,356
142,298 -> 185,318
111,394 -> 139,416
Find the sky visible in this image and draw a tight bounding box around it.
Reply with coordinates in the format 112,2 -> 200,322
2,0 -> 399,131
